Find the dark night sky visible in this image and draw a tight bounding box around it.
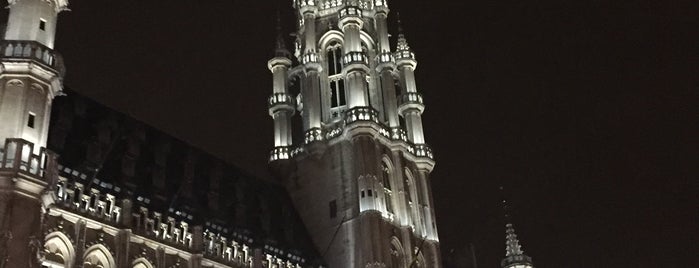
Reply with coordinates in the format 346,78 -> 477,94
7,0 -> 697,267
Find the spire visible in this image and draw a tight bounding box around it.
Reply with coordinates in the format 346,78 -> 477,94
504,223 -> 526,257
500,188 -> 534,268
274,11 -> 291,58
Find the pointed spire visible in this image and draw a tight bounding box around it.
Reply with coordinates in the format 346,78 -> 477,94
274,10 -> 291,58
500,187 -> 534,268
505,223 -> 525,257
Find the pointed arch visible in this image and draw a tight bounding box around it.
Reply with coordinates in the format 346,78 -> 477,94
404,168 -> 418,205
43,231 -> 75,268
381,156 -> 395,216
132,257 -> 155,268
389,236 -> 406,268
83,244 -> 116,268
318,30 -> 344,50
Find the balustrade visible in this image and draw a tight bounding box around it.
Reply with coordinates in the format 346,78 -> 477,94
342,51 -> 369,66
0,139 -> 55,180
0,40 -> 64,75
268,93 -> 296,115
55,178 -> 122,223
270,146 -> 291,161
395,50 -> 415,61
301,52 -> 319,65
344,106 -> 379,124
304,128 -> 324,144
411,144 -> 434,159
399,92 -> 423,106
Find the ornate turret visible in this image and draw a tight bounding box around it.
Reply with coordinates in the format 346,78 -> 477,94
0,0 -> 68,267
268,15 -> 295,162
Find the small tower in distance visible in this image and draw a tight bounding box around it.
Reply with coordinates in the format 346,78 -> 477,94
0,0 -> 68,267
501,198 -> 535,268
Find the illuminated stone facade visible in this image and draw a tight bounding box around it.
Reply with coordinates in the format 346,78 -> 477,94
269,0 -> 441,267
0,0 -> 321,267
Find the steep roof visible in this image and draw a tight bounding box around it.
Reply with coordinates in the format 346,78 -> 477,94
47,88 -> 323,265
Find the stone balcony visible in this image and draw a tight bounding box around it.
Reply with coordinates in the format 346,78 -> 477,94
268,93 -> 296,115
0,138 -> 57,183
398,92 -> 425,115
272,107 -> 434,163
0,40 -> 65,77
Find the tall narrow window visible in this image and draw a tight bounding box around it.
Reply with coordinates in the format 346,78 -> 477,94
27,112 -> 36,128
39,19 -> 46,31
327,41 -> 346,118
382,161 -> 394,215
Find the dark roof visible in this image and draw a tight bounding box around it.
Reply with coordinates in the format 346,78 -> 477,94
47,88 -> 322,264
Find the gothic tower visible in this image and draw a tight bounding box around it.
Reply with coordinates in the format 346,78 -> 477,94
0,0 -> 68,267
269,1 -> 441,267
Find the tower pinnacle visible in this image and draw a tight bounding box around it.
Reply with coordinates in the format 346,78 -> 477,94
500,196 -> 534,268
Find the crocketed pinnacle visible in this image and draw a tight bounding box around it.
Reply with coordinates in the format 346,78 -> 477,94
501,191 -> 533,268
505,223 -> 525,257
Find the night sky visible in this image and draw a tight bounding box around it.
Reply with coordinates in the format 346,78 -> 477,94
6,0 -> 696,267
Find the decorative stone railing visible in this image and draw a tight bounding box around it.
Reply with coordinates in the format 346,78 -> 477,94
410,144 -> 434,159
301,52 -> 319,65
203,229 -> 253,266
55,178 -> 122,223
339,6 -> 362,20
304,128 -> 324,144
0,138 -> 56,181
345,106 -> 380,124
342,51 -> 369,66
325,123 -> 344,140
398,92 -> 425,115
0,40 -> 65,76
270,107 -> 434,161
374,0 -> 388,8
269,146 -> 292,161
319,0 -> 343,9
377,52 -> 395,65
399,92 -> 423,107
395,50 -> 416,61
268,93 -> 295,115
133,207 -> 196,249
295,0 -> 378,11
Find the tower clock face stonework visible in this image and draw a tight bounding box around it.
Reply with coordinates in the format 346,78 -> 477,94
269,1 -> 442,267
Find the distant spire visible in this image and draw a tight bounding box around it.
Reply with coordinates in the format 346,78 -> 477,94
274,10 -> 291,58
500,187 -> 534,268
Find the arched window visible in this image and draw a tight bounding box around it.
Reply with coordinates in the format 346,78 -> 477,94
83,245 -> 115,268
132,258 -> 155,268
382,160 -> 394,215
405,169 -> 415,205
390,237 -> 406,268
43,232 -> 75,268
326,41 -> 346,118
